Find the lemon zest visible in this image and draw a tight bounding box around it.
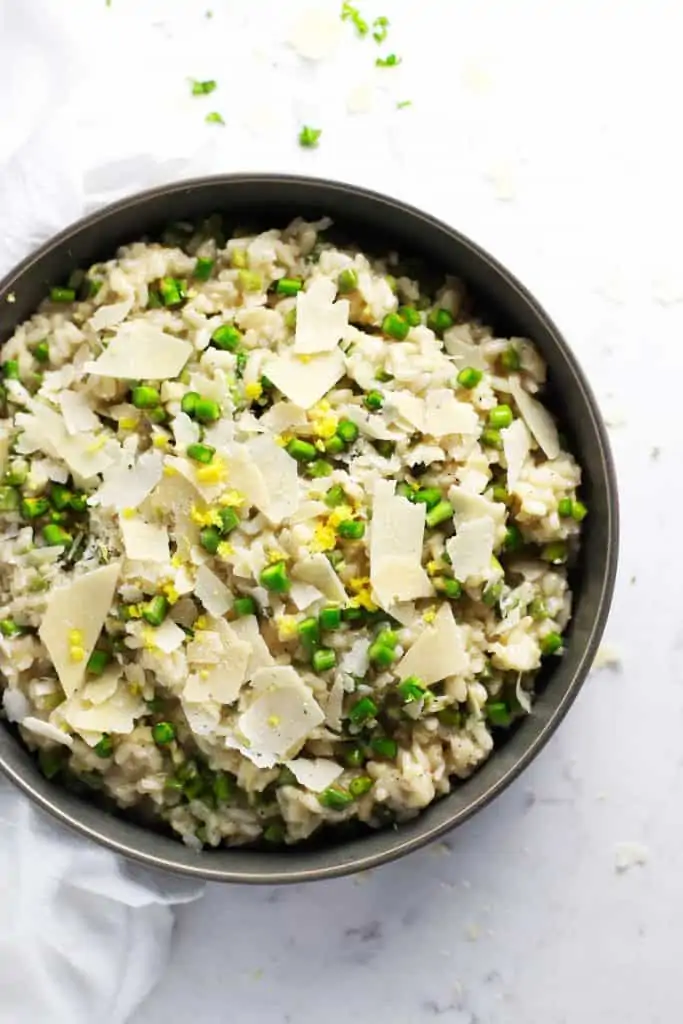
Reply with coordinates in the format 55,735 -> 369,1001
244,382 -> 263,401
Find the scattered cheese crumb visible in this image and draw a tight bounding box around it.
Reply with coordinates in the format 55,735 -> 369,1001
614,841 -> 649,873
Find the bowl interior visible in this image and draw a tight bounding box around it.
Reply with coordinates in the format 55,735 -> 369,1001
0,176 -> 618,883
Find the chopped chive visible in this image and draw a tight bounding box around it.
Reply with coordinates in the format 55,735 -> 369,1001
482,580 -> 503,606
341,2 -> 368,36
199,526 -> 221,554
337,519 -> 365,540
325,484 -> 346,508
286,438 -> 317,462
42,524 -> 72,547
375,53 -> 401,67
370,735 -> 398,759
349,775 -> 374,797
205,111 -> 225,125
411,487 -> 441,510
434,577 -> 462,599
211,324 -> 242,351
259,561 -> 290,594
69,493 -> 88,513
20,496 -> 50,519
457,366 -> 483,389
149,409 -> 168,425
318,786 -> 353,810
337,268 -> 358,293
382,312 -> 410,341
142,595 -> 169,627
306,459 -> 333,478
263,822 -> 286,843
427,307 -> 454,336
342,606 -> 365,624
275,278 -> 303,296
343,743 -> 365,768
158,277 -> 186,307
336,418 -> 359,445
94,734 -> 113,758
284,307 -> 297,329
235,351 -> 247,377
312,648 -> 336,672
489,404 -> 513,429
529,598 -> 547,621
368,641 -> 396,669
194,257 -> 215,281
348,696 -> 378,726
0,619 -> 21,637
299,125 -> 322,148
0,486 -> 20,512
437,706 -> 462,727
364,390 -> 384,411
213,771 -> 235,803
503,523 -> 523,551
540,631 -> 563,656
298,616 -> 320,649
152,721 -> 176,745
319,606 -> 342,631
396,99 -> 412,109
492,484 -> 509,504
218,507 -> 239,535
425,500 -> 453,528
186,442 -> 215,464
50,287 -> 76,303
87,649 -> 111,676
191,78 -> 217,95
131,385 -> 161,409
233,596 -> 256,617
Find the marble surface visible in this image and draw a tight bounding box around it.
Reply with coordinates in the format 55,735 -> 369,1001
5,1 -> 683,1021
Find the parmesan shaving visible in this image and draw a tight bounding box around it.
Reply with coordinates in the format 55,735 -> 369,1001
283,757 -> 344,792
88,297 -> 133,332
93,451 -> 163,511
21,717 -> 74,748
264,349 -> 345,410
294,277 -> 349,354
230,614 -> 274,678
501,418 -> 531,491
245,435 -> 299,524
448,485 -> 506,526
62,683 -> 145,736
194,564 -> 232,617
442,326 -> 488,370
290,581 -> 324,611
39,564 -> 121,697
84,322 -> 192,380
288,9 -> 343,61
293,554 -> 347,604
446,518 -> 496,581
509,377 -> 560,459
120,516 -> 170,563
370,481 -> 432,605
424,390 -> 479,437
238,670 -> 324,760
396,603 -> 468,684
148,618 -> 186,654
59,391 -> 100,434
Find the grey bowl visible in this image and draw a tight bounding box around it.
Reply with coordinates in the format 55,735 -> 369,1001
0,175 -> 618,883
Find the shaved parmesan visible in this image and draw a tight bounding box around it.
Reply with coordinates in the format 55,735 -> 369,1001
182,699 -> 221,736
186,630 -> 225,664
264,349 -> 345,410
344,404 -> 404,441
59,391 -> 100,434
386,392 -> 425,431
2,687 -> 29,723
184,658 -> 248,705
194,564 -> 232,617
293,554 -> 347,604
120,516 -> 169,563
88,297 -> 133,332
370,481 -> 432,605
442,325 -> 488,369
396,603 -> 468,684
449,485 -> 505,526
283,757 -> 344,792
62,683 -> 145,736
81,668 -> 120,705
324,675 -> 345,731
509,378 -> 560,459
260,401 -> 307,433
502,418 -> 531,490
148,618 -> 186,654
93,451 -> 163,510
172,412 -> 200,450
230,615 -> 274,678
424,390 -> 479,437
85,322 -> 192,380
238,670 -> 324,760
39,564 -> 121,697
245,435 -> 299,524
294,277 -> 349,354
446,518 -> 496,581
16,403 -> 115,480
339,637 -> 370,676
224,446 -> 269,510
290,581 -> 324,611
22,717 -> 73,748
490,632 -> 540,672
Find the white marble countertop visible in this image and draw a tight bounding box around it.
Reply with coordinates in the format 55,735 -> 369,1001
4,1 -> 683,1021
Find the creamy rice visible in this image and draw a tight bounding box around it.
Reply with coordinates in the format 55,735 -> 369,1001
0,217 -> 584,848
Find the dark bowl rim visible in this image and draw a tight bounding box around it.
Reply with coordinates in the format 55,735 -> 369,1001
0,173 -> 619,884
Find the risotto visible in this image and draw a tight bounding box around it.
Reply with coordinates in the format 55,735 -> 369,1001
0,216 -> 585,848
